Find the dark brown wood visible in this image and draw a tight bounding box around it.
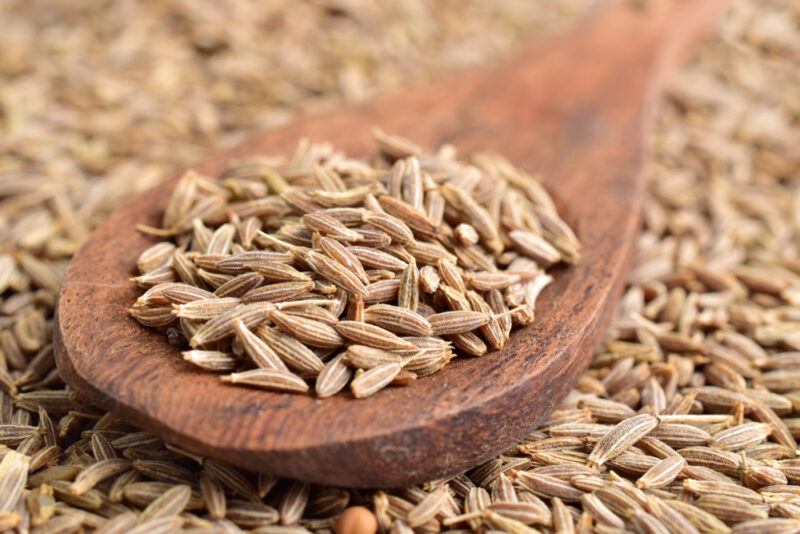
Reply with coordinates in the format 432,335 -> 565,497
54,0 -> 729,487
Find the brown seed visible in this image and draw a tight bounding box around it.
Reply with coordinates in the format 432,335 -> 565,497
334,506 -> 378,534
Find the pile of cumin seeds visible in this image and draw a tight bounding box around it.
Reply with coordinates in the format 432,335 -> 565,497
130,132 -> 581,398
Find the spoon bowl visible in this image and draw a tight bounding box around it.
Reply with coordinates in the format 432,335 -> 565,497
55,0 -> 729,487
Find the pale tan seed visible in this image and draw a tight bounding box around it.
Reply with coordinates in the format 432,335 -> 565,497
450,331 -> 488,356
215,271 -> 265,297
125,516 -> 184,534
351,363 -> 402,398
206,223 -> 236,255
316,236 -> 369,284
190,303 -> 273,347
418,265 -> 440,294
373,129 -> 422,159
649,423 -> 712,448
279,480 -> 310,525
637,455 -> 686,489
581,493 -> 624,529
694,494 -> 768,524
241,281 -> 315,304
215,251 -> 295,274
139,484 -> 192,523
268,309 -> 343,349
305,250 -> 369,297
397,261 -> 419,311
315,354 -> 353,398
678,446 -> 741,475
440,183 -> 502,253
225,499 -> 280,527
232,321 -> 288,371
95,511 -> 138,534
0,450 -> 29,513
249,262 -> 311,284
684,480 -> 763,506
364,279 -> 401,304
345,345 -> 406,369
348,246 -> 407,272
428,310 -> 492,336
335,321 -> 416,350
514,471 -> 584,502
174,297 -> 241,320
645,496 -> 701,534
256,326 -> 325,375
129,304 -> 175,327
710,422 -> 771,451
302,212 -> 360,241
204,458 -> 261,503
404,240 -> 458,265
407,485 -> 448,527
363,304 -> 432,336
68,458 -> 131,496
467,271 -> 522,291
378,195 -> 438,238
587,414 -> 659,467
364,212 -> 415,245
748,398 -> 798,450
508,230 -> 561,266
731,519 -> 800,534
221,369 -> 309,393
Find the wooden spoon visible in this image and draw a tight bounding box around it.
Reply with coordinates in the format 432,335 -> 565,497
55,0 -> 728,487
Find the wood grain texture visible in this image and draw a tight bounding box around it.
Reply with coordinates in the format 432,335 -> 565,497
54,0 -> 729,487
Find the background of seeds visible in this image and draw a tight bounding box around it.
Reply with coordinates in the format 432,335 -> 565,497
1,0 -> 800,532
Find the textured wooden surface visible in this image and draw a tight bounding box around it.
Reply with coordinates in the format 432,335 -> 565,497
55,0 -> 729,487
